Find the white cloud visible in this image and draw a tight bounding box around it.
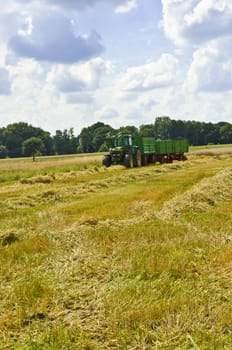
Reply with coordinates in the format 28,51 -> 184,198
160,0 -> 232,109
65,92 -> 94,105
47,57 -> 113,94
115,0 -> 137,14
0,13 -> 17,41
0,45 -> 8,65
161,0 -> 232,45
118,54 -> 179,91
45,0 -> 138,13
0,0 -> 231,135
8,11 -> 104,63
1,0 -> 138,14
166,86 -> 232,123
138,96 -> 157,111
186,38 -> 232,92
95,107 -> 119,121
0,67 -> 11,95
10,58 -> 45,78
47,66 -> 86,93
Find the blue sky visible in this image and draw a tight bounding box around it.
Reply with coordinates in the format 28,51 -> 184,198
0,0 -> 232,134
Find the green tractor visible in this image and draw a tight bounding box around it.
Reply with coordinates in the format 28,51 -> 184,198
102,132 -> 142,168
102,132 -> 188,168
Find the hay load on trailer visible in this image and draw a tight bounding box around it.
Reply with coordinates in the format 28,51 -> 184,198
102,132 -> 188,168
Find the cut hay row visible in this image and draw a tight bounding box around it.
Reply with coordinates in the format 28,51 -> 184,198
158,166 -> 232,220
0,161 -> 191,212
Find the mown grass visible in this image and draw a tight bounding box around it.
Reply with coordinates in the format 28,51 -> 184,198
0,153 -> 102,184
0,147 -> 232,349
189,143 -> 232,151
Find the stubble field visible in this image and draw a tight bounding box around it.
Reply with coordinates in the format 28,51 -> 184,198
0,146 -> 232,349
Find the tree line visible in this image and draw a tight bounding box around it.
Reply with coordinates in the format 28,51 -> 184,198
0,118 -> 231,159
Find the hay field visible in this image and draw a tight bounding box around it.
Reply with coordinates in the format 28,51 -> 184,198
0,148 -> 232,349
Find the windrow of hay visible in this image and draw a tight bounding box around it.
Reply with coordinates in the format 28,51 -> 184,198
0,189 -> 62,211
20,174 -> 55,184
158,166 -> 232,220
0,161 -> 192,213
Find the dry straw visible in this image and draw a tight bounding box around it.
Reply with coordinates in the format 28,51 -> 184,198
158,166 -> 232,220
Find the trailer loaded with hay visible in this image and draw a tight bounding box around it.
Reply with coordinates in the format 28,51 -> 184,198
102,132 -> 188,168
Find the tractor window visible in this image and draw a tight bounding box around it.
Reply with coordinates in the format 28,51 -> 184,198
124,136 -> 132,146
114,139 -> 120,147
114,135 -> 132,147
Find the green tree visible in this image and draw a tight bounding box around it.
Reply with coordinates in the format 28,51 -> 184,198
203,123 -> 220,144
154,116 -> 172,139
139,124 -> 155,137
220,124 -> 232,144
118,125 -> 138,135
170,120 -> 186,138
184,120 -> 203,145
53,128 -> 77,155
93,125 -> 113,151
78,122 -> 114,153
0,145 -> 8,158
2,122 -> 53,157
22,137 -> 45,161
79,127 -> 93,153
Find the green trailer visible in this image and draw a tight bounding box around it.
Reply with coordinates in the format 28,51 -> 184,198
102,132 -> 188,168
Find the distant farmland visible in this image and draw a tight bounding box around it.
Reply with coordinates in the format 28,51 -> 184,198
0,146 -> 232,349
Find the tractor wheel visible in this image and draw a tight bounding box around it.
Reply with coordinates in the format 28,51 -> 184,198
136,150 -> 142,167
102,155 -> 112,167
124,154 -> 134,168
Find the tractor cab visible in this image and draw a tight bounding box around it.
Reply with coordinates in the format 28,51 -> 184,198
105,133 -> 132,152
103,133 -> 134,167
113,133 -> 132,148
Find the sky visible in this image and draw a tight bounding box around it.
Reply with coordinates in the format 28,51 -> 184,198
0,0 -> 232,135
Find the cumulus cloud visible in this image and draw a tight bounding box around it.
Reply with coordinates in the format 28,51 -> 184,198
44,0 -> 99,10
115,0 -> 137,14
161,0 -> 232,45
8,12 -> 104,63
48,0 -> 137,13
65,92 -> 94,105
0,67 -> 11,95
119,54 -> 179,91
48,67 -> 86,93
161,1 -> 232,94
138,96 -> 157,111
0,13 -> 24,42
2,0 -> 137,64
2,0 -> 138,13
95,107 -> 119,121
186,38 -> 232,92
44,0 -> 138,13
47,57 -> 113,94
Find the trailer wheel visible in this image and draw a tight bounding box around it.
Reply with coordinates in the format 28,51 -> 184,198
180,153 -> 187,161
124,154 -> 134,168
142,155 -> 148,166
102,155 -> 111,167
